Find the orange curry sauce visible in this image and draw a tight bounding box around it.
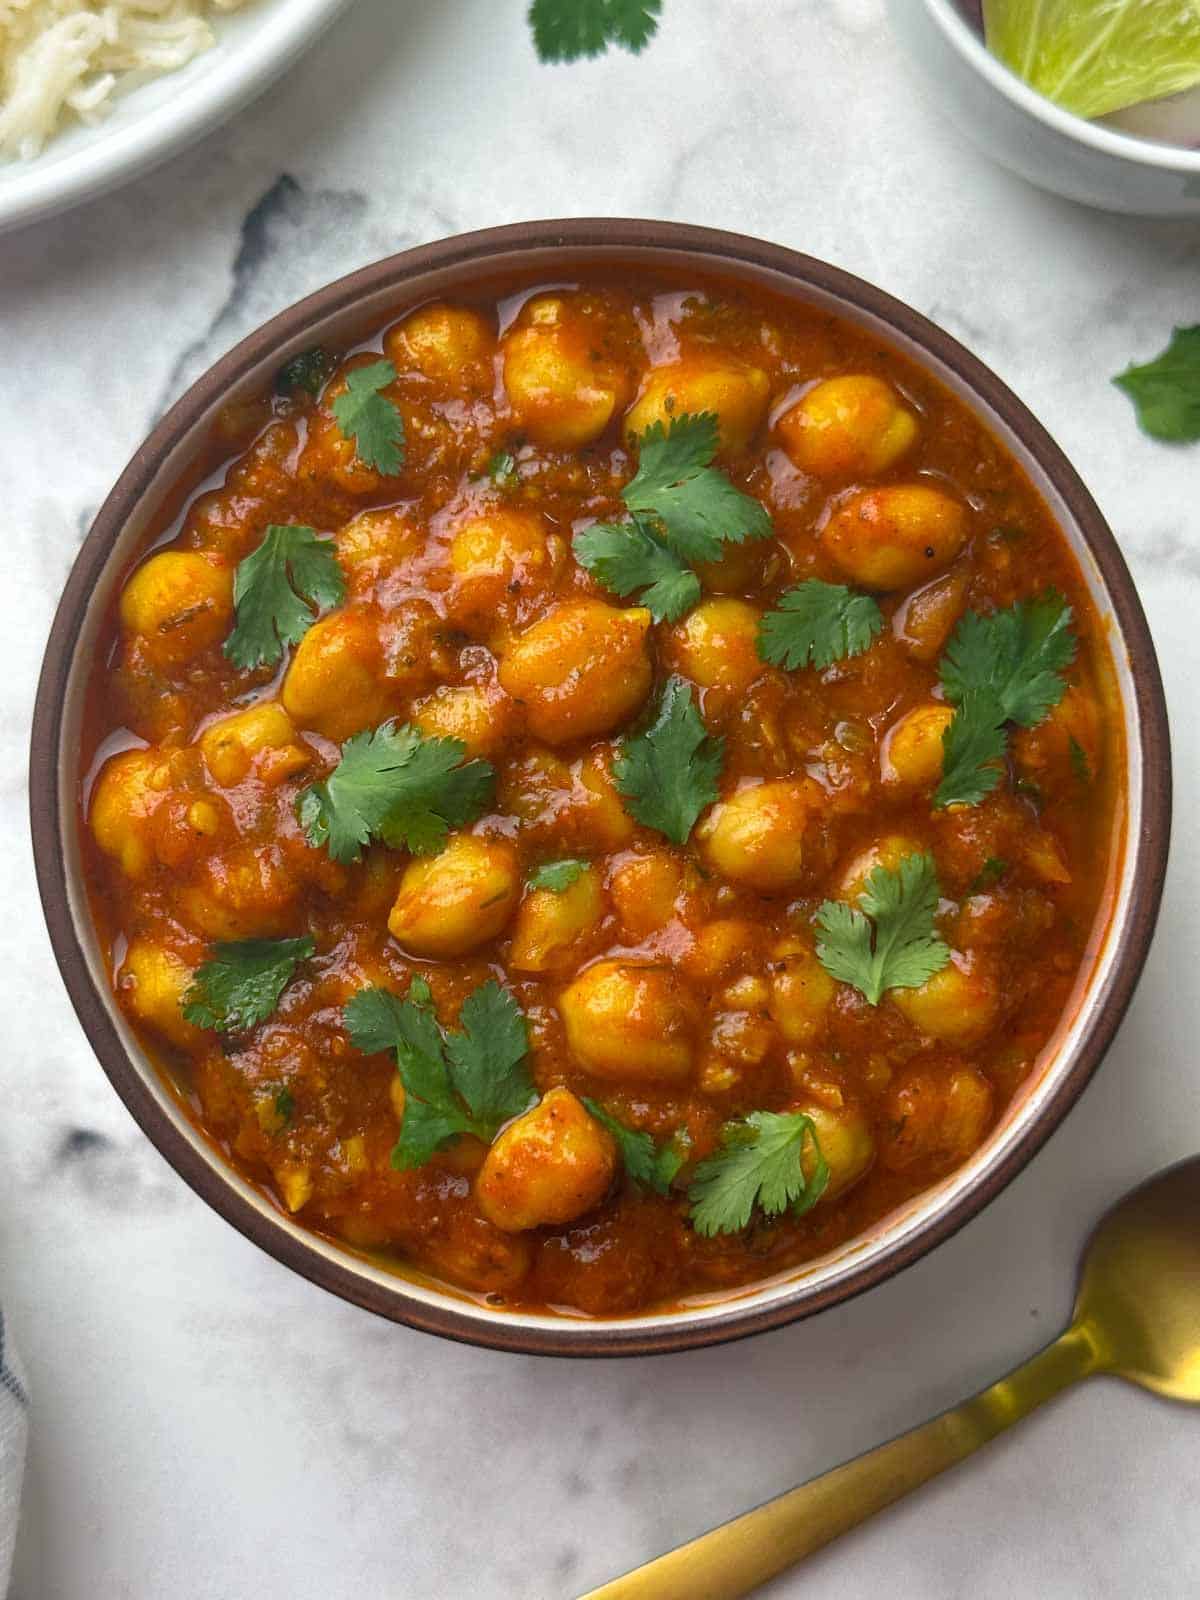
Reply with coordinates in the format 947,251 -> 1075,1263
80,272 -> 1122,1316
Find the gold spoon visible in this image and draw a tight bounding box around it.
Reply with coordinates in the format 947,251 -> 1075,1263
580,1158 -> 1200,1600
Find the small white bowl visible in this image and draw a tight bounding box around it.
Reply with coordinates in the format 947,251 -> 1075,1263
0,0 -> 352,236
889,0 -> 1200,216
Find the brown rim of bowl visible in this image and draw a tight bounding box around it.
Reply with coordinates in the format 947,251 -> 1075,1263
30,219 -> 1172,1358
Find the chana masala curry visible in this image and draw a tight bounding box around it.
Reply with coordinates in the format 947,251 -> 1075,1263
82,272 -> 1122,1317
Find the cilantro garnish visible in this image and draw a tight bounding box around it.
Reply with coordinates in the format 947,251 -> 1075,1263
273,1087 -> 296,1125
529,0 -> 661,61
968,856 -> 1008,895
757,581 -> 884,671
573,413 -> 771,621
182,936 -> 316,1033
276,346 -> 332,398
1113,326 -> 1200,444
298,723 -> 495,864
486,450 -> 519,489
583,1099 -> 686,1194
224,523 -> 345,671
934,592 -> 1077,809
528,858 -> 589,892
1069,735 -> 1092,784
330,359 -> 405,474
688,1111 -> 829,1237
814,852 -> 951,1006
613,677 -> 723,844
345,978 -> 535,1169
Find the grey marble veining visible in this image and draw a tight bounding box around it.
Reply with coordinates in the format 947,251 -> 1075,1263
1,1 -> 1198,1596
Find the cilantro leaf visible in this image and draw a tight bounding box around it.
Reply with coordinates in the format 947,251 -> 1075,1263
223,524 -> 345,671
345,979 -> 534,1170
182,936 -> 315,1033
529,0 -> 661,61
1069,735 -> 1092,784
814,852 -> 951,1006
573,517 -> 701,622
486,449 -> 519,489
940,592 -> 1077,729
298,723 -> 495,864
613,677 -> 723,845
1113,326 -> 1200,444
625,413 -> 772,564
528,858 -> 589,892
276,346 -> 332,398
967,856 -> 1008,895
583,1100 -> 685,1194
688,1111 -> 829,1237
757,581 -> 884,671
330,359 -> 405,474
934,689 -> 1008,810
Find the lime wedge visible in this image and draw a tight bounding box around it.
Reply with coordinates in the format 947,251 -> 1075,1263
983,0 -> 1200,119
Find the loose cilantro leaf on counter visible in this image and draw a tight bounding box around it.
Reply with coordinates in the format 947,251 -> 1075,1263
486,449 -> 520,488
757,581 -> 884,671
331,359 -> 405,474
933,592 -> 1077,810
573,516 -> 701,622
688,1111 -> 829,1237
529,0 -> 661,61
528,858 -> 589,893
583,1100 -> 685,1194
298,723 -> 495,864
574,412 -> 771,617
182,936 -> 316,1033
1113,326 -> 1200,444
614,677 -> 723,845
276,346 -> 333,398
814,852 -> 951,1007
223,523 -> 345,671
345,978 -> 534,1169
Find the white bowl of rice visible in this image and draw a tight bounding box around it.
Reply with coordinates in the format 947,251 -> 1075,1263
0,0 -> 351,234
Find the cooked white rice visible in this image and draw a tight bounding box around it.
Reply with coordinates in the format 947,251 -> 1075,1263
0,0 -> 253,160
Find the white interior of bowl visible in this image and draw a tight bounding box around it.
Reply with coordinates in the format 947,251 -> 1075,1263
56,244 -> 1144,1340
925,0 -> 1200,170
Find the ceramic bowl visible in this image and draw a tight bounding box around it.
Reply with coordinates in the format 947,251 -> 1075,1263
889,0 -> 1200,216
0,0 -> 351,236
30,220 -> 1171,1355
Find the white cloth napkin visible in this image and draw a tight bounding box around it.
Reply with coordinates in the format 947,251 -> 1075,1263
0,1308 -> 27,1596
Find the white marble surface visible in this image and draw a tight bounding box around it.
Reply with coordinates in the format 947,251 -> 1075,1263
2,2 -> 1198,1596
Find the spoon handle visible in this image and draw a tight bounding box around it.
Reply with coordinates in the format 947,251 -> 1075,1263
578,1320 -> 1105,1600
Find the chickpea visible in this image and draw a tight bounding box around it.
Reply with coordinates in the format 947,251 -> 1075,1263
881,703 -> 955,790
1012,683 -> 1102,789
823,485 -> 966,591
892,952 -> 999,1045
387,834 -> 519,958
335,509 -> 422,589
680,918 -> 762,982
835,833 -> 925,904
577,749 -> 636,849
90,749 -> 166,879
497,600 -> 652,744
804,1103 -> 875,1201
422,1214 -> 532,1296
508,865 -> 604,972
610,851 -> 686,939
768,937 -> 835,1045
883,1065 -> 993,1172
559,960 -> 698,1083
664,599 -> 763,695
281,609 -> 395,742
411,684 -> 520,760
119,551 -> 233,667
625,358 -> 770,455
696,780 -> 816,892
199,702 -> 310,788
476,1088 -> 618,1232
777,375 -> 918,478
501,294 -> 632,448
694,537 -> 770,596
180,844 -> 300,940
118,938 -> 200,1049
447,508 -> 555,626
384,303 -> 495,389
